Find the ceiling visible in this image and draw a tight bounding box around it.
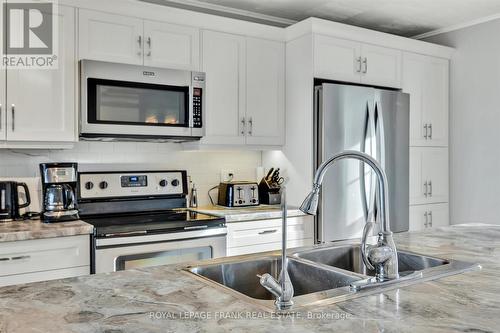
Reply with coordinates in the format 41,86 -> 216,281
144,0 -> 500,37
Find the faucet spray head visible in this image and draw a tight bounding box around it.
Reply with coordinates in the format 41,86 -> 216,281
299,184 -> 321,215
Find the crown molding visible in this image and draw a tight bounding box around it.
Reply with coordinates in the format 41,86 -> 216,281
413,12 -> 500,39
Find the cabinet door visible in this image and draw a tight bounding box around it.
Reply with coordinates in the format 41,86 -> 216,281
201,30 -> 246,145
0,68 -> 5,141
410,147 -> 449,205
78,9 -> 143,65
361,44 -> 402,88
143,21 -> 200,70
245,38 -> 285,146
314,35 -> 361,83
403,53 -> 449,146
6,6 -> 76,142
423,148 -> 449,204
409,203 -> 449,231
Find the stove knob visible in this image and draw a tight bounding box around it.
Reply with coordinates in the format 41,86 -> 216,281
159,179 -> 167,187
85,182 -> 94,190
99,181 -> 108,190
171,179 -> 180,187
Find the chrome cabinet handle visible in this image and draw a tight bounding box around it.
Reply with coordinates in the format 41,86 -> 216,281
424,211 -> 429,228
248,117 -> 253,136
424,181 -> 428,197
11,104 -> 15,131
240,117 -> 246,135
258,229 -> 278,235
429,211 -> 433,227
428,180 -> 433,197
362,58 -> 368,74
146,37 -> 151,56
356,57 -> 362,73
137,36 -> 142,56
424,123 -> 428,139
429,123 -> 433,139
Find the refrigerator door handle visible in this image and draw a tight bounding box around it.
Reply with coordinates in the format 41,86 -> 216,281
360,102 -> 371,222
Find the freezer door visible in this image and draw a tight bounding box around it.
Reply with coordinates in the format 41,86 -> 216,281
316,84 -> 376,242
315,83 -> 409,243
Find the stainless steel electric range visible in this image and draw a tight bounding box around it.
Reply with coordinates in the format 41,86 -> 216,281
77,170 -> 226,274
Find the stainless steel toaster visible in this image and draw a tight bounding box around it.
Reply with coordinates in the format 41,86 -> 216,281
217,182 -> 259,207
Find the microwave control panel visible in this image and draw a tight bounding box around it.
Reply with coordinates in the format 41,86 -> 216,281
192,72 -> 205,129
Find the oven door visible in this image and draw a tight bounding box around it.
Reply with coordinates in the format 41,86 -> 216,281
94,228 -> 227,274
80,60 -> 203,140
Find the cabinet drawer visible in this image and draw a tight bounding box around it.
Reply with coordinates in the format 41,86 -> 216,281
0,235 -> 90,277
0,266 -> 89,287
226,217 -> 314,248
227,239 -> 314,257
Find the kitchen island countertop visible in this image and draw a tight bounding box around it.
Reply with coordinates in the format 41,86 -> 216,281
0,219 -> 94,242
0,225 -> 499,332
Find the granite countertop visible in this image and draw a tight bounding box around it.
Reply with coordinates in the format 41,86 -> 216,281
190,205 -> 307,222
0,219 -> 94,243
0,225 -> 498,332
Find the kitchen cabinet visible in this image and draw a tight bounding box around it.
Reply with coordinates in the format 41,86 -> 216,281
201,31 -> 285,146
3,5 -> 76,143
245,38 -> 285,145
410,147 -> 449,205
314,35 -> 402,88
0,235 -> 90,287
79,9 -> 143,65
410,203 -> 449,231
79,9 -> 200,70
0,64 -> 5,141
403,52 -> 449,147
143,21 -> 200,70
226,216 -> 314,256
201,30 -> 246,145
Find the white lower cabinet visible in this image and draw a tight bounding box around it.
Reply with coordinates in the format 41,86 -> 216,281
0,235 -> 90,287
410,147 -> 449,205
226,216 -> 314,256
410,203 -> 449,231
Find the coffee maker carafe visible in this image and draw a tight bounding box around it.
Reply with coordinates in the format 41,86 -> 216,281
40,163 -> 79,222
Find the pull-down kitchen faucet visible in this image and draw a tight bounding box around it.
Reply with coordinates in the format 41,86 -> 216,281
300,151 -> 399,285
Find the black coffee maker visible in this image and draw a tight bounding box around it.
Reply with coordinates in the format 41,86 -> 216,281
0,182 -> 31,221
40,163 -> 79,222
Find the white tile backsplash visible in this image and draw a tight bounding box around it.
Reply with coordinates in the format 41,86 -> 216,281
0,142 -> 262,210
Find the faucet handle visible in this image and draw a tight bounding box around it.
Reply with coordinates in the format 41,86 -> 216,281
361,222 -> 376,270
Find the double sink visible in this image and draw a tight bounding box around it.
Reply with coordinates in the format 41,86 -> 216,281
184,243 -> 480,311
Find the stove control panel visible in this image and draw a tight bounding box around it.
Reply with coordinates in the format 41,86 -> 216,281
79,171 -> 185,199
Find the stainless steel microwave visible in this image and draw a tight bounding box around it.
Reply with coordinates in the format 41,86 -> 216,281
80,60 -> 205,142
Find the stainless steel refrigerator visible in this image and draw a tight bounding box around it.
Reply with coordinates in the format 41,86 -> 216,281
314,83 -> 409,243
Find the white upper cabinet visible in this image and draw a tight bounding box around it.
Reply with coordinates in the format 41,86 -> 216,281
79,9 -> 143,65
79,9 -> 200,70
143,21 -> 200,70
245,38 -> 285,146
313,35 -> 402,88
410,147 -> 449,205
201,30 -> 246,145
360,44 -> 401,88
201,31 -> 285,147
403,52 -> 449,147
314,35 -> 362,83
5,6 -> 76,142
409,203 -> 449,231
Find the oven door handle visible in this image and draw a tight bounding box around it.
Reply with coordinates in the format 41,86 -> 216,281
96,227 -> 227,247
184,225 -> 208,231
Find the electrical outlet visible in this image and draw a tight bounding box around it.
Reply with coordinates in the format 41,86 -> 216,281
220,169 -> 235,182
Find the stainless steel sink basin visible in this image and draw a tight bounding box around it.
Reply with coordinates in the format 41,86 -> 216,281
189,256 -> 360,300
184,243 -> 480,311
294,245 -> 450,276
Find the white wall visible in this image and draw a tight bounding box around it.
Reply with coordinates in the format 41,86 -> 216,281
0,142 -> 262,212
425,19 -> 500,225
